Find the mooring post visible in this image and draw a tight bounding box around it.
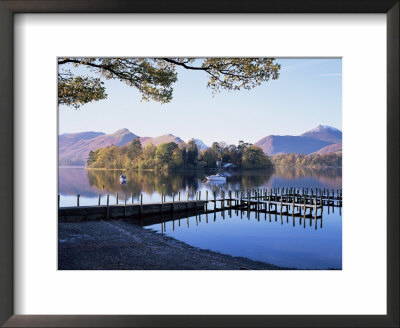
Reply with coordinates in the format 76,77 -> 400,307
77,194 -> 80,207
292,192 -> 295,216
199,190 -> 201,201
124,194 -> 127,217
140,193 -> 143,216
106,194 -> 110,219
116,193 -> 119,205
280,195 -> 283,215
314,196 -> 318,221
320,196 -> 323,214
98,194 -> 101,206
178,191 -> 181,202
58,194 -> 60,208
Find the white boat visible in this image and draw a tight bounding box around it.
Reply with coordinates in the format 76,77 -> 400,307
206,173 -> 227,182
119,174 -> 127,183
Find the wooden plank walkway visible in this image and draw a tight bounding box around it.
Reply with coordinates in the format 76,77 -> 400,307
58,187 -> 342,223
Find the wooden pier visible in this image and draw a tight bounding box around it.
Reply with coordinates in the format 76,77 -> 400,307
58,187 -> 342,223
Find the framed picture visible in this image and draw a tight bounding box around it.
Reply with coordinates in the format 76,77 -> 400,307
1,0 -> 398,327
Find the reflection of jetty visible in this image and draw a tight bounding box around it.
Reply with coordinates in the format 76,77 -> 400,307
58,187 -> 342,224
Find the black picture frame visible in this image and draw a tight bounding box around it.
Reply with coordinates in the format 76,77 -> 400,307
0,1 -> 398,327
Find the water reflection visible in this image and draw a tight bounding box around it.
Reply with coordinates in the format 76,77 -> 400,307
58,166 -> 342,269
59,167 -> 341,198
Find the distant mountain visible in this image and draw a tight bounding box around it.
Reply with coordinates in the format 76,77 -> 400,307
187,138 -> 209,150
255,125 -> 342,155
59,125 -> 342,166
300,125 -> 342,143
313,142 -> 342,154
255,135 -> 332,155
141,134 -> 185,147
59,128 -> 138,166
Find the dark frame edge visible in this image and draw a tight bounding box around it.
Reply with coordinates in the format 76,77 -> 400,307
1,1 -> 399,327
386,2 -> 400,327
0,0 -> 13,327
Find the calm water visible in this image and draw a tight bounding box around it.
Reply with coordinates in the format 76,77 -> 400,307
58,167 -> 342,269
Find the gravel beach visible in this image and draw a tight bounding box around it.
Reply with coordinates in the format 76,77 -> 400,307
58,220 -> 283,270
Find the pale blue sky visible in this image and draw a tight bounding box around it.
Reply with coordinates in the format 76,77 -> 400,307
58,58 -> 342,146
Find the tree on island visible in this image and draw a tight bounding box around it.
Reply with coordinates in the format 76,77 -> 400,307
58,58 -> 281,108
87,139 -> 272,171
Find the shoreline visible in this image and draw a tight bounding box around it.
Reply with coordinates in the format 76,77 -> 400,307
58,220 -> 286,270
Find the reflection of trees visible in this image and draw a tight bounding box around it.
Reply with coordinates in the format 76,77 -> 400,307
87,169 -> 203,197
85,167 -> 340,198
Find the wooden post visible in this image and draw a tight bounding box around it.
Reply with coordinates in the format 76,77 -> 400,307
214,191 -> 216,210
199,190 -> 201,201
58,194 -> 60,208
116,193 -> 119,205
178,191 -> 181,202
292,192 -> 295,217
320,196 -> 323,214
222,191 -> 225,210
280,195 -> 283,216
172,192 -> 175,212
77,194 -> 80,207
205,191 -> 208,211
131,192 -> 134,204
314,196 -> 318,221
98,194 -> 101,206
106,194 -> 110,219
124,194 -> 127,217
140,193 -> 143,216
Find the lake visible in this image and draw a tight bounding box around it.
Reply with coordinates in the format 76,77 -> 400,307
58,167 -> 342,269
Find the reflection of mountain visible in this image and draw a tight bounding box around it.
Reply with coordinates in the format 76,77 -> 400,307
255,125 -> 342,155
271,167 -> 342,188
58,168 -> 102,197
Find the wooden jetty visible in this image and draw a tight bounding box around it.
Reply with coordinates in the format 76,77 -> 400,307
58,187 -> 342,223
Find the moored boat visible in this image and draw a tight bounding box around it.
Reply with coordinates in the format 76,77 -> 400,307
206,173 -> 227,182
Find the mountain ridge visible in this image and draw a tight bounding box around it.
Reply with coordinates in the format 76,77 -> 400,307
59,125 -> 341,166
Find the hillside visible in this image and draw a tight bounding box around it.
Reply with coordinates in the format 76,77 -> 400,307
140,134 -> 185,147
255,125 -> 342,155
59,129 -> 138,166
313,142 -> 342,154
